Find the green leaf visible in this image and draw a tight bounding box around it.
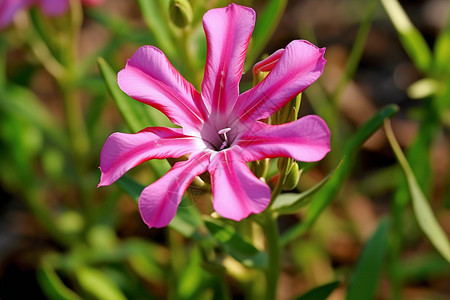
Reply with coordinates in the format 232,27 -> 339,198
346,218 -> 390,300
98,57 -> 154,132
0,84 -> 67,150
177,246 -> 209,300
380,0 -> 432,73
398,253 -> 450,282
294,280 -> 340,300
75,267 -> 127,300
117,176 -> 207,240
332,0 -> 377,102
204,218 -> 268,268
98,58 -> 170,177
272,161 -> 341,214
37,263 -> 83,300
137,0 -> 176,58
434,7 -> 450,74
245,0 -> 288,69
385,120 -> 450,263
281,105 -> 398,246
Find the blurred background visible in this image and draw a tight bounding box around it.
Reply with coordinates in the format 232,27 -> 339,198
0,0 -> 449,299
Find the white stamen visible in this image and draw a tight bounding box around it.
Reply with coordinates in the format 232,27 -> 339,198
218,127 -> 231,150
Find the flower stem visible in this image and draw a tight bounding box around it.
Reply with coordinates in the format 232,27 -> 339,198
261,210 -> 281,300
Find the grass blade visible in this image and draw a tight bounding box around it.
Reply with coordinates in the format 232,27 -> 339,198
385,120 -> 450,263
346,218 -> 390,300
294,281 -> 340,300
281,105 -> 398,246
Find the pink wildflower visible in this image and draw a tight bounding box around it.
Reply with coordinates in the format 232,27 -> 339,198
99,3 -> 330,228
0,0 -> 101,28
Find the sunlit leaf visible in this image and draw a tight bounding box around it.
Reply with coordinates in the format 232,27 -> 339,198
346,218 -> 389,300
380,0 -> 432,73
75,266 -> 127,300
385,120 -> 450,263
434,10 -> 450,74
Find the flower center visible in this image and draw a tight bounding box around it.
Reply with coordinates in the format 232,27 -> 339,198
218,127 -> 231,150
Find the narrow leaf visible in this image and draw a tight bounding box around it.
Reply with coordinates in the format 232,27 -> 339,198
385,120 -> 450,263
281,105 -> 398,246
137,0 -> 176,58
75,267 -> 127,300
0,85 -> 67,149
98,58 -> 170,177
380,0 -> 432,72
346,218 -> 390,300
204,218 -> 268,269
98,57 -> 154,132
37,263 -> 83,300
245,0 -> 288,69
272,161 -> 341,214
434,6 -> 450,74
117,176 -> 206,240
294,280 -> 340,300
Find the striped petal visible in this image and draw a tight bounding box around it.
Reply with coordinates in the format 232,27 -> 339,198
118,46 -> 206,134
99,127 -> 204,187
201,3 -> 255,119
235,40 -> 326,124
238,116 -> 330,162
139,151 -> 210,228
208,148 -> 270,220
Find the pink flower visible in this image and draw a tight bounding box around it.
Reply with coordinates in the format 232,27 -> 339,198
0,0 -> 101,29
0,0 -> 68,28
99,3 -> 330,228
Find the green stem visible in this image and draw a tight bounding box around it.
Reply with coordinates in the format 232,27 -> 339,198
60,0 -> 89,162
261,210 -> 281,300
331,0 -> 377,104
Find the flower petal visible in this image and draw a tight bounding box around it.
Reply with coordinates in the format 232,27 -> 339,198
201,3 -> 255,117
139,151 -> 210,228
235,40 -> 326,123
118,46 -> 206,134
208,148 -> 270,220
38,0 -> 69,15
0,0 -> 29,28
252,49 -> 284,75
99,127 -> 204,187
238,116 -> 330,162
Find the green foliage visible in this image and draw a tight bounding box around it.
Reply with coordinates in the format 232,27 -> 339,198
205,218 -> 268,269
346,218 -> 390,300
294,280 -> 340,300
386,121 -> 450,263
37,263 -> 83,300
281,105 -> 398,246
1,1 -> 450,299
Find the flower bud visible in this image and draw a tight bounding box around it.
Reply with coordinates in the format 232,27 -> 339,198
283,162 -> 301,191
169,0 -> 193,28
251,158 -> 269,178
